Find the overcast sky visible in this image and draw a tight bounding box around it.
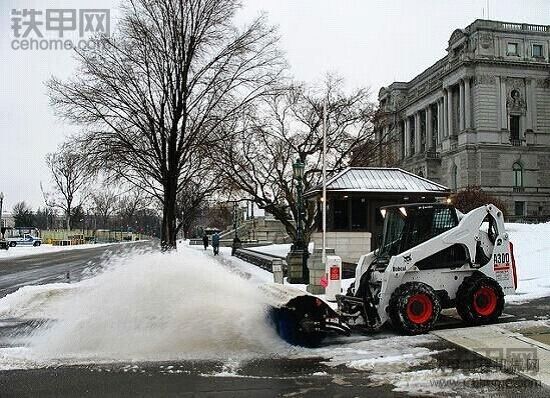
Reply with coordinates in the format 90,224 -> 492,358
0,0 -> 549,211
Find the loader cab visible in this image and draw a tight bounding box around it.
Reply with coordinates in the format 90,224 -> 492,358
377,203 -> 459,260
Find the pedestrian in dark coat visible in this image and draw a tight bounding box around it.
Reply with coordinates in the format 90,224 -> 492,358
202,234 -> 209,250
212,232 -> 220,255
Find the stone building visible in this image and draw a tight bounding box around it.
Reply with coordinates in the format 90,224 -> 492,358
375,19 -> 550,219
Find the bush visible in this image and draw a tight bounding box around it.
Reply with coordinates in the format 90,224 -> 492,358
450,186 -> 508,216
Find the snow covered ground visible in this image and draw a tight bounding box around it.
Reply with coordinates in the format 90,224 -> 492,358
0,241 -> 146,260
247,243 -> 313,258
248,243 -> 291,257
505,222 -> 550,302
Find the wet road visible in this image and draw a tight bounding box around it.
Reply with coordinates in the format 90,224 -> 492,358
0,242 -> 155,298
0,245 -> 548,397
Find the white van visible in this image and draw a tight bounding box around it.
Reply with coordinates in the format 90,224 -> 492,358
7,234 -> 42,247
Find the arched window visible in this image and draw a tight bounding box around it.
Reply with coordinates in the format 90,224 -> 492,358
451,164 -> 458,190
513,162 -> 523,190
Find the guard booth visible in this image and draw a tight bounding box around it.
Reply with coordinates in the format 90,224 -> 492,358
304,167 -> 450,265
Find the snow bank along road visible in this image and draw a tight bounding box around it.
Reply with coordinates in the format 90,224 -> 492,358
0,242 -> 547,397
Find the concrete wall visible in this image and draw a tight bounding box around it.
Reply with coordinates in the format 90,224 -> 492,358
311,231 -> 371,264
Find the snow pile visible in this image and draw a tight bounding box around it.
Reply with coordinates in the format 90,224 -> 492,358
0,242 -> 124,259
506,222 -> 550,302
0,247 -> 286,367
305,334 -> 443,371
251,244 -> 292,257
372,368 -> 514,396
0,283 -> 77,319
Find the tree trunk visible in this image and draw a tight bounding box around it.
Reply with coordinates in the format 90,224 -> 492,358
161,182 -> 178,251
66,209 -> 71,231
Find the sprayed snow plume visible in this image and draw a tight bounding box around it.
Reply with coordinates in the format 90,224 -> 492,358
0,247 -> 286,367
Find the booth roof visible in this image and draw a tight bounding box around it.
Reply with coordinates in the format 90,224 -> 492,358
305,167 -> 450,197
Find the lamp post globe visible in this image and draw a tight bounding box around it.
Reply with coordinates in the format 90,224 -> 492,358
293,159 -> 305,180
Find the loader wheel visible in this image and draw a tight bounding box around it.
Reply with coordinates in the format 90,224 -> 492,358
456,276 -> 504,325
389,282 -> 441,335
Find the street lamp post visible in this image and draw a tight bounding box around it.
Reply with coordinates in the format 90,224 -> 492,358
293,159 -> 305,252
287,159 -> 309,283
231,201 -> 242,255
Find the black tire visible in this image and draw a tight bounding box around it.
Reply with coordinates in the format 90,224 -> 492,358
389,282 -> 442,335
9,241 -> 16,247
456,275 -> 504,326
33,241 -> 41,247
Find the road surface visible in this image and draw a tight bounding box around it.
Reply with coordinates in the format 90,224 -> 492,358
0,244 -> 548,397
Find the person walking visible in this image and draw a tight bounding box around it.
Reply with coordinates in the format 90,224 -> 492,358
202,234 -> 209,250
211,232 -> 220,255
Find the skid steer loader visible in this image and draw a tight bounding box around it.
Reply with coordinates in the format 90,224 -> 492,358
265,203 -> 517,346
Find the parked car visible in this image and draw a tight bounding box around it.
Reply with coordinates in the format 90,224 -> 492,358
7,234 -> 42,247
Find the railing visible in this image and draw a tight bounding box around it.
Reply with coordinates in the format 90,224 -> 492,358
478,20 -> 550,33
234,248 -> 288,275
505,215 -> 550,223
485,185 -> 550,194
425,150 -> 441,160
502,23 -> 523,31
510,139 -> 522,146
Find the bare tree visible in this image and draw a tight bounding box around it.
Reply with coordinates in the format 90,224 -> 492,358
216,77 -> 376,245
91,189 -> 120,229
175,155 -> 220,238
117,189 -> 151,227
43,144 -> 88,231
47,0 -> 284,249
349,108 -> 402,167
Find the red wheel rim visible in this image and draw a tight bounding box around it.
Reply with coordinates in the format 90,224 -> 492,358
406,294 -> 433,324
473,286 -> 497,316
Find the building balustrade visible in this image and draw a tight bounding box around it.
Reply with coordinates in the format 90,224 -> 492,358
485,185 -> 550,194
425,150 -> 441,160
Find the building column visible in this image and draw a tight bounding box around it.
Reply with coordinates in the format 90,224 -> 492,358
526,78 -> 533,132
426,105 -> 433,151
404,117 -> 411,157
531,79 -> 538,132
414,112 -> 421,154
464,77 -> 472,130
378,126 -> 389,167
459,80 -> 465,132
500,77 -> 508,130
496,76 -> 503,130
437,99 -> 443,144
447,87 -> 453,136
442,92 -> 448,138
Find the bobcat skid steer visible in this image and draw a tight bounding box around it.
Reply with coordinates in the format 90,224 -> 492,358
264,203 -> 517,346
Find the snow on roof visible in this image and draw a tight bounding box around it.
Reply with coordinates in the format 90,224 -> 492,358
306,167 -> 449,196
